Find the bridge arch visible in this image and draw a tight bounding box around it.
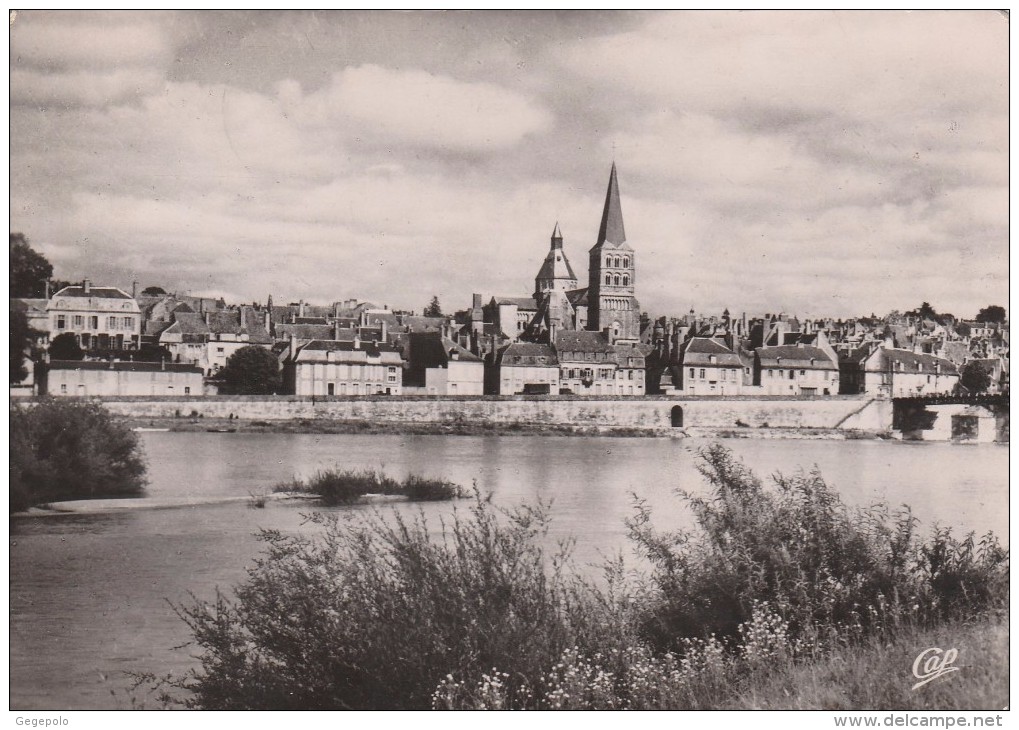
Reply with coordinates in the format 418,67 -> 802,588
671,405 -> 684,427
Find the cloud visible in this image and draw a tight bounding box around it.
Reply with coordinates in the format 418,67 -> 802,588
299,65 -> 553,151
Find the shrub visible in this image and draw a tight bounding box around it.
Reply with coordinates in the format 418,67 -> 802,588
274,468 -> 464,504
627,444 -> 1008,652
166,495 -> 616,709
164,445 -> 1008,710
10,399 -> 147,511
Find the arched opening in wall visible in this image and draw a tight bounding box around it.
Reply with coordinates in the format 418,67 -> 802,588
671,405 -> 684,427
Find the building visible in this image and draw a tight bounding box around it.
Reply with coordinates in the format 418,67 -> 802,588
555,330 -> 618,395
290,339 -> 404,396
680,337 -> 745,395
839,346 -> 958,397
492,342 -> 560,395
159,307 -> 273,375
40,360 -> 203,397
46,280 -> 141,351
586,163 -> 641,344
404,332 -> 485,395
755,345 -> 840,395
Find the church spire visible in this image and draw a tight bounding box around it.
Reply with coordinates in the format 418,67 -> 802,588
596,162 -> 626,246
551,221 -> 563,248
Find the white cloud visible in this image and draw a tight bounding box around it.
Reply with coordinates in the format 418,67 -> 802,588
301,65 -> 553,151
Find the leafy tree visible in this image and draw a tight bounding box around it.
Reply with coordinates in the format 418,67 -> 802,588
141,286 -> 168,297
48,332 -> 84,361
960,361 -> 992,394
10,399 -> 147,511
911,302 -> 937,321
10,233 -> 54,298
218,346 -> 281,395
976,305 -> 1007,324
956,322 -> 972,337
423,296 -> 444,318
10,307 -> 41,383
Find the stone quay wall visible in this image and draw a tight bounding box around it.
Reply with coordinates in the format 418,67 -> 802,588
12,394 -> 890,432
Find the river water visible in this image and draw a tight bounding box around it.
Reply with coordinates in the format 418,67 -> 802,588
9,433 -> 1009,710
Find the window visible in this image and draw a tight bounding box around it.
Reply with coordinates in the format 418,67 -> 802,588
699,368 -> 706,378
60,384 -> 67,394
779,369 -> 784,377
184,387 -> 191,395
605,274 -> 611,285
56,315 -> 66,330
800,370 -> 805,376
689,368 -> 694,378
623,257 -> 629,267
73,315 -> 84,327
613,275 -> 620,285
328,383 -> 335,396
124,317 -> 134,329
628,370 -> 633,380
768,370 -> 774,378
622,275 -> 629,286
90,316 -> 99,329
217,347 -> 225,354
108,316 -> 117,329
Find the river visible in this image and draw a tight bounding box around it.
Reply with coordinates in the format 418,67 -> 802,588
9,433 -> 1009,710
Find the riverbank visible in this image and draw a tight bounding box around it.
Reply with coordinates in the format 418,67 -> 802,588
126,415 -> 892,440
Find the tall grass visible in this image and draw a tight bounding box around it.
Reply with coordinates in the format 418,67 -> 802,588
160,445 -> 1007,710
274,468 -> 464,504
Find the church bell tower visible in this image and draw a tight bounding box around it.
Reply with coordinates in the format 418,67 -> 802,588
588,163 -> 640,343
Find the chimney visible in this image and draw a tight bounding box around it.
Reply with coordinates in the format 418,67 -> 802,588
132,281 -> 138,299
299,299 -> 305,318
472,293 -> 482,309
83,279 -> 91,295
264,310 -> 271,333
334,321 -> 341,341
45,280 -> 50,300
289,334 -> 297,359
354,335 -> 361,350
204,312 -> 211,326
239,307 -> 245,329
160,357 -> 166,371
381,319 -> 388,341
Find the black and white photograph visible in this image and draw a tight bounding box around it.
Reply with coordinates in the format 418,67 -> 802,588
8,9 -> 1009,721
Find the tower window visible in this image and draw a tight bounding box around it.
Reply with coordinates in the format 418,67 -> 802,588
622,275 -> 629,286
613,275 -> 620,285
605,274 -> 611,285
623,257 -> 630,267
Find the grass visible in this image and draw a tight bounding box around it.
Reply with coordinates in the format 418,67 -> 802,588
725,612 -> 1009,710
274,467 -> 465,504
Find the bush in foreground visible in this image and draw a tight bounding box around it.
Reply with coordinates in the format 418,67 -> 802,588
10,399 -> 147,511
275,468 -> 464,503
162,446 -> 1007,710
165,497 -> 621,709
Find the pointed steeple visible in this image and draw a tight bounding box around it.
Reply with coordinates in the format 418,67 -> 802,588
596,162 -> 626,246
551,221 -> 563,248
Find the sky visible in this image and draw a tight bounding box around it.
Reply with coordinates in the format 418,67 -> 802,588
8,10 -> 1009,320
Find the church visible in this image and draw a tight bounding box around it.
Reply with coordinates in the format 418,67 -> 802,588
486,163 -> 643,347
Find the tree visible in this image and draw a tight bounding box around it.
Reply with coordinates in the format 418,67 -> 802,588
423,296 -> 444,318
9,307 -> 41,383
960,361 -> 992,394
10,400 -> 147,511
218,346 -> 281,395
48,332 -> 84,361
976,305 -> 1007,324
141,286 -> 168,297
10,233 -> 54,298
911,302 -> 937,321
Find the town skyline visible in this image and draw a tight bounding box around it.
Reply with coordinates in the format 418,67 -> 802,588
10,10 -> 1008,318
